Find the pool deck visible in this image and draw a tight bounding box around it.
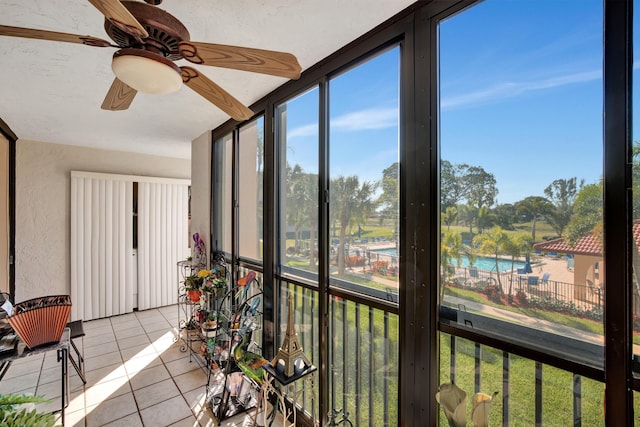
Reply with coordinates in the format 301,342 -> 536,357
349,240 -> 578,285
528,256 -> 575,284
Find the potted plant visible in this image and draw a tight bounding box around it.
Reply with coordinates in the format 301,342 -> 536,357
201,311 -> 218,338
0,393 -> 55,427
202,268 -> 228,299
185,270 -> 207,302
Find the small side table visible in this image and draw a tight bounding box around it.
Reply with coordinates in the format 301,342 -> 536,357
0,328 -> 71,425
254,363 -> 317,427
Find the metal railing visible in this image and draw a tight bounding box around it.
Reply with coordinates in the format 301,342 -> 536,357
278,279 -> 399,426
441,331 -> 605,426
447,266 -> 604,315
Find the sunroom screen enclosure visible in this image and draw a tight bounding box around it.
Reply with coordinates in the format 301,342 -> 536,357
210,0 -> 636,425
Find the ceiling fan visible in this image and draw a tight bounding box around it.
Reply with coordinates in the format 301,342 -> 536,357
0,0 -> 302,121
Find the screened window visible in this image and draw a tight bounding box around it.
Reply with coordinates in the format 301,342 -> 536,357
328,47 -> 400,297
277,87 -> 320,276
238,117 -> 264,262
213,133 -> 233,254
439,0 -> 604,361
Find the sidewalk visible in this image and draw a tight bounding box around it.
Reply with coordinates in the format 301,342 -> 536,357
444,295 -> 605,345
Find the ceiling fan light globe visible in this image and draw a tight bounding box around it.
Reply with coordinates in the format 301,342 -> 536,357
112,51 -> 182,95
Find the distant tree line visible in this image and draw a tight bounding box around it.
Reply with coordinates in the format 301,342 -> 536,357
283,141 -> 640,278
285,162 -> 395,277
441,159 -> 598,243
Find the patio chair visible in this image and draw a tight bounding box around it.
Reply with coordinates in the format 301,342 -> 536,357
66,320 -> 86,384
528,276 -> 539,286
469,267 -> 479,279
516,267 -> 526,275
541,273 -> 550,285
567,258 -> 575,270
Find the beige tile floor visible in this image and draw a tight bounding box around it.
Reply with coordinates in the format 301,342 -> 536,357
0,305 -> 275,426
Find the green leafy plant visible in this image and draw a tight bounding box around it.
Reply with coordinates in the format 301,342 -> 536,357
184,273 -> 204,291
0,393 -> 55,427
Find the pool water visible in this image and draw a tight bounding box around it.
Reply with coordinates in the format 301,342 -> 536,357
453,255 -> 524,273
370,247 -> 524,272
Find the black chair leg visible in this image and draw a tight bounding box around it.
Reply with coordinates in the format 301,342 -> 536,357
66,321 -> 86,384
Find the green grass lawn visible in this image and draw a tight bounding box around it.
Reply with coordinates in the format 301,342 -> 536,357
444,220 -> 558,243
439,335 -> 606,426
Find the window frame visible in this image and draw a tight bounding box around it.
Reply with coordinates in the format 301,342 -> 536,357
210,0 -> 635,424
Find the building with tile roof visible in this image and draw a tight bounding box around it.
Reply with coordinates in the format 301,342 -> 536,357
533,232 -> 604,305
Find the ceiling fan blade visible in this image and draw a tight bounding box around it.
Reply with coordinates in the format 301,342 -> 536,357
181,66 -> 253,121
179,41 -> 301,80
101,78 -> 137,111
88,0 -> 148,39
0,25 -> 112,47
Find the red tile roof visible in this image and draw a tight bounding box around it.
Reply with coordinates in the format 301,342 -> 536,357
533,221 -> 640,256
533,235 -> 601,256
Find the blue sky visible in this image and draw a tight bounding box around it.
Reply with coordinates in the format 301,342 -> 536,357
283,0 -> 625,205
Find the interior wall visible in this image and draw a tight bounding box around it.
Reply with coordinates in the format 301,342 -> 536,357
16,139 -> 190,302
191,131 -> 211,264
0,134 -> 7,294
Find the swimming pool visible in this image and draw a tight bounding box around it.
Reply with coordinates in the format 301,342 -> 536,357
369,247 -> 524,272
452,255 -> 525,272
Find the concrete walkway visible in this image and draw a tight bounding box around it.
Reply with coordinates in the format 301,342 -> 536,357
359,264 -> 637,354
444,295 -> 604,345
445,295 -> 640,357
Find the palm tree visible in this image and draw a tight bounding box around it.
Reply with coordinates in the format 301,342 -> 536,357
301,172 -> 319,268
544,177 -> 583,236
502,232 -> 532,297
473,226 -> 509,293
442,206 -> 458,230
441,229 -> 463,302
476,205 -> 496,233
515,196 -> 554,242
286,164 -> 306,253
457,203 -> 476,234
331,176 -> 378,276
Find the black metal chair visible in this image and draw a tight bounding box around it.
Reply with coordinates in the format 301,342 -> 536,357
65,320 -> 86,384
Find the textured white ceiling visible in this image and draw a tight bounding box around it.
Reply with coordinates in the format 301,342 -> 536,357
0,0 -> 415,158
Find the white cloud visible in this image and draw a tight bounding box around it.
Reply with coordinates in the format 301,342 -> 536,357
331,107 -> 398,131
287,123 -> 318,139
441,69 -> 601,110
287,106 -> 398,139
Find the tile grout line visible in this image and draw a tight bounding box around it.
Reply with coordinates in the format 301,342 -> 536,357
38,306 -> 261,427
107,314 -> 143,427
155,308 -> 209,426
156,306 -> 212,426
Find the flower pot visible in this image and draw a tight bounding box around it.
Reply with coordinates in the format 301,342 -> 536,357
201,321 -> 218,338
187,289 -> 202,303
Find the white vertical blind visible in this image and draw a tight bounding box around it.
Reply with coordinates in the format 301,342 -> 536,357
137,181 -> 189,310
71,172 -> 190,320
71,174 -> 133,321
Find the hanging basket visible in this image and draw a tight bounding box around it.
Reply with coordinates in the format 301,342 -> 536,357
7,295 -> 72,349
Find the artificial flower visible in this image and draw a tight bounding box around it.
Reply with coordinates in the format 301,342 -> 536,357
471,391 -> 498,427
436,381 -> 468,427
